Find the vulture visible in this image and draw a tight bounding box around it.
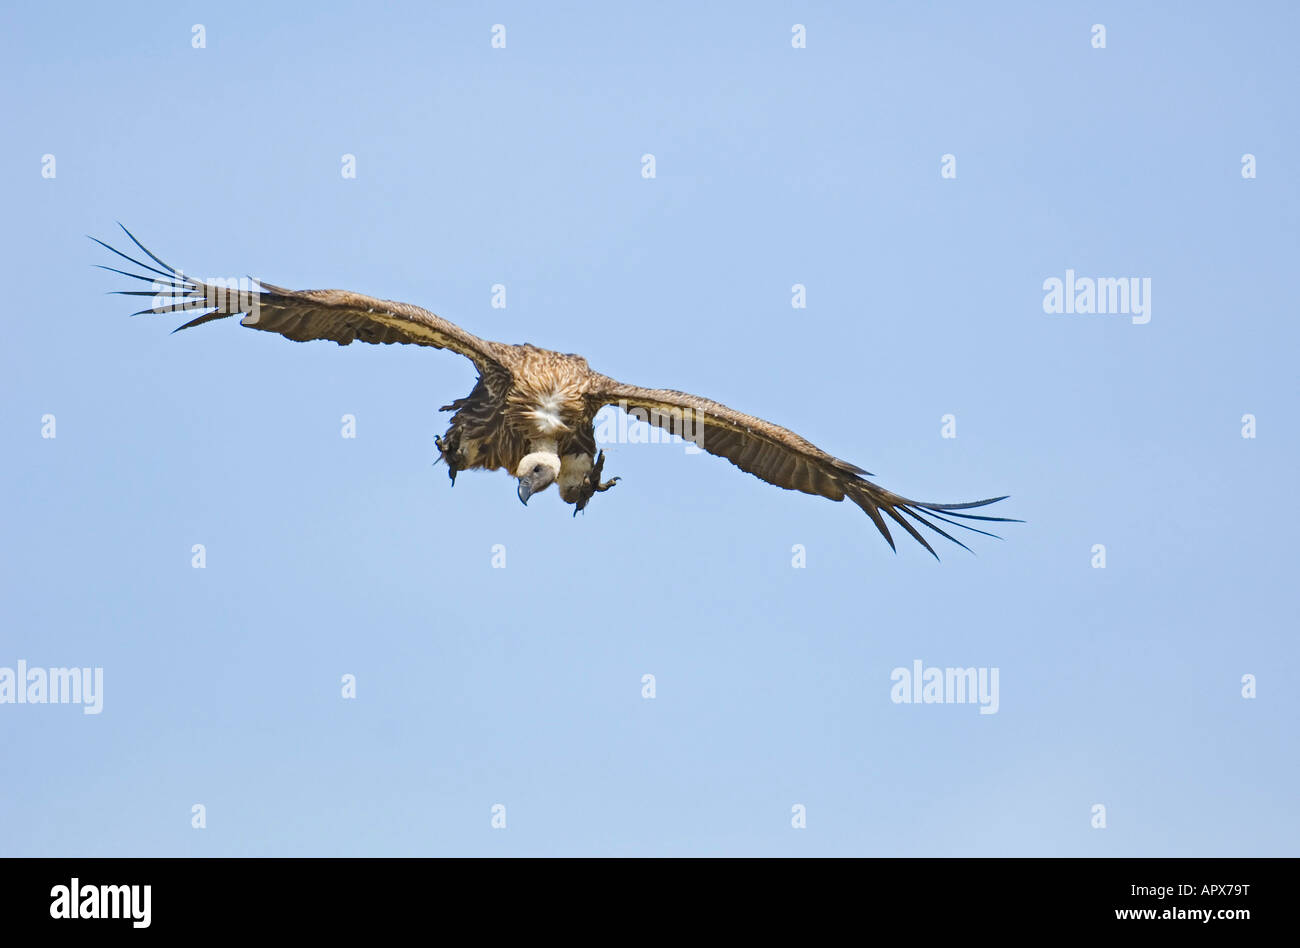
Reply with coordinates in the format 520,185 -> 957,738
94,225 -> 1017,557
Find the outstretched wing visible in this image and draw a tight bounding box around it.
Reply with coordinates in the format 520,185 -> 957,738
591,380 -> 1017,558
94,225 -> 504,373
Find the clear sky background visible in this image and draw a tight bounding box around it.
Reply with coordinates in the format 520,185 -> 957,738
2,1 -> 1296,856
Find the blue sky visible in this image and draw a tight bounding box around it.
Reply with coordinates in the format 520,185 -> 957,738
1,1 -> 1296,856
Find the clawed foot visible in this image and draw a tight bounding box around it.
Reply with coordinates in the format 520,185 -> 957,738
434,434 -> 461,485
573,451 -> 621,516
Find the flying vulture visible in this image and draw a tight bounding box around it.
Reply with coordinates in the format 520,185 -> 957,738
95,225 -> 1016,557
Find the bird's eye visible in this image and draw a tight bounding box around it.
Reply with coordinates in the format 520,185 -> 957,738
532,465 -> 542,474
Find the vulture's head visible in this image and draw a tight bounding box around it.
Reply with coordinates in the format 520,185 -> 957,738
516,451 -> 561,505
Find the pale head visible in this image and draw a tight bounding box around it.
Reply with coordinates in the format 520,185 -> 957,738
515,451 -> 561,505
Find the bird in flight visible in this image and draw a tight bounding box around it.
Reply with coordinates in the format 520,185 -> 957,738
95,225 -> 1016,557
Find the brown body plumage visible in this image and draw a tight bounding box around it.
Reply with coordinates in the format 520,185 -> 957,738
96,226 -> 1017,555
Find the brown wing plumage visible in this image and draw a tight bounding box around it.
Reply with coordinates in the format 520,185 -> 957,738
96,226 -> 1016,553
591,380 -> 1016,558
94,225 -> 503,373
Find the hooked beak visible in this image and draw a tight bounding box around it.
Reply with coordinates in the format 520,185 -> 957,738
517,476 -> 533,506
